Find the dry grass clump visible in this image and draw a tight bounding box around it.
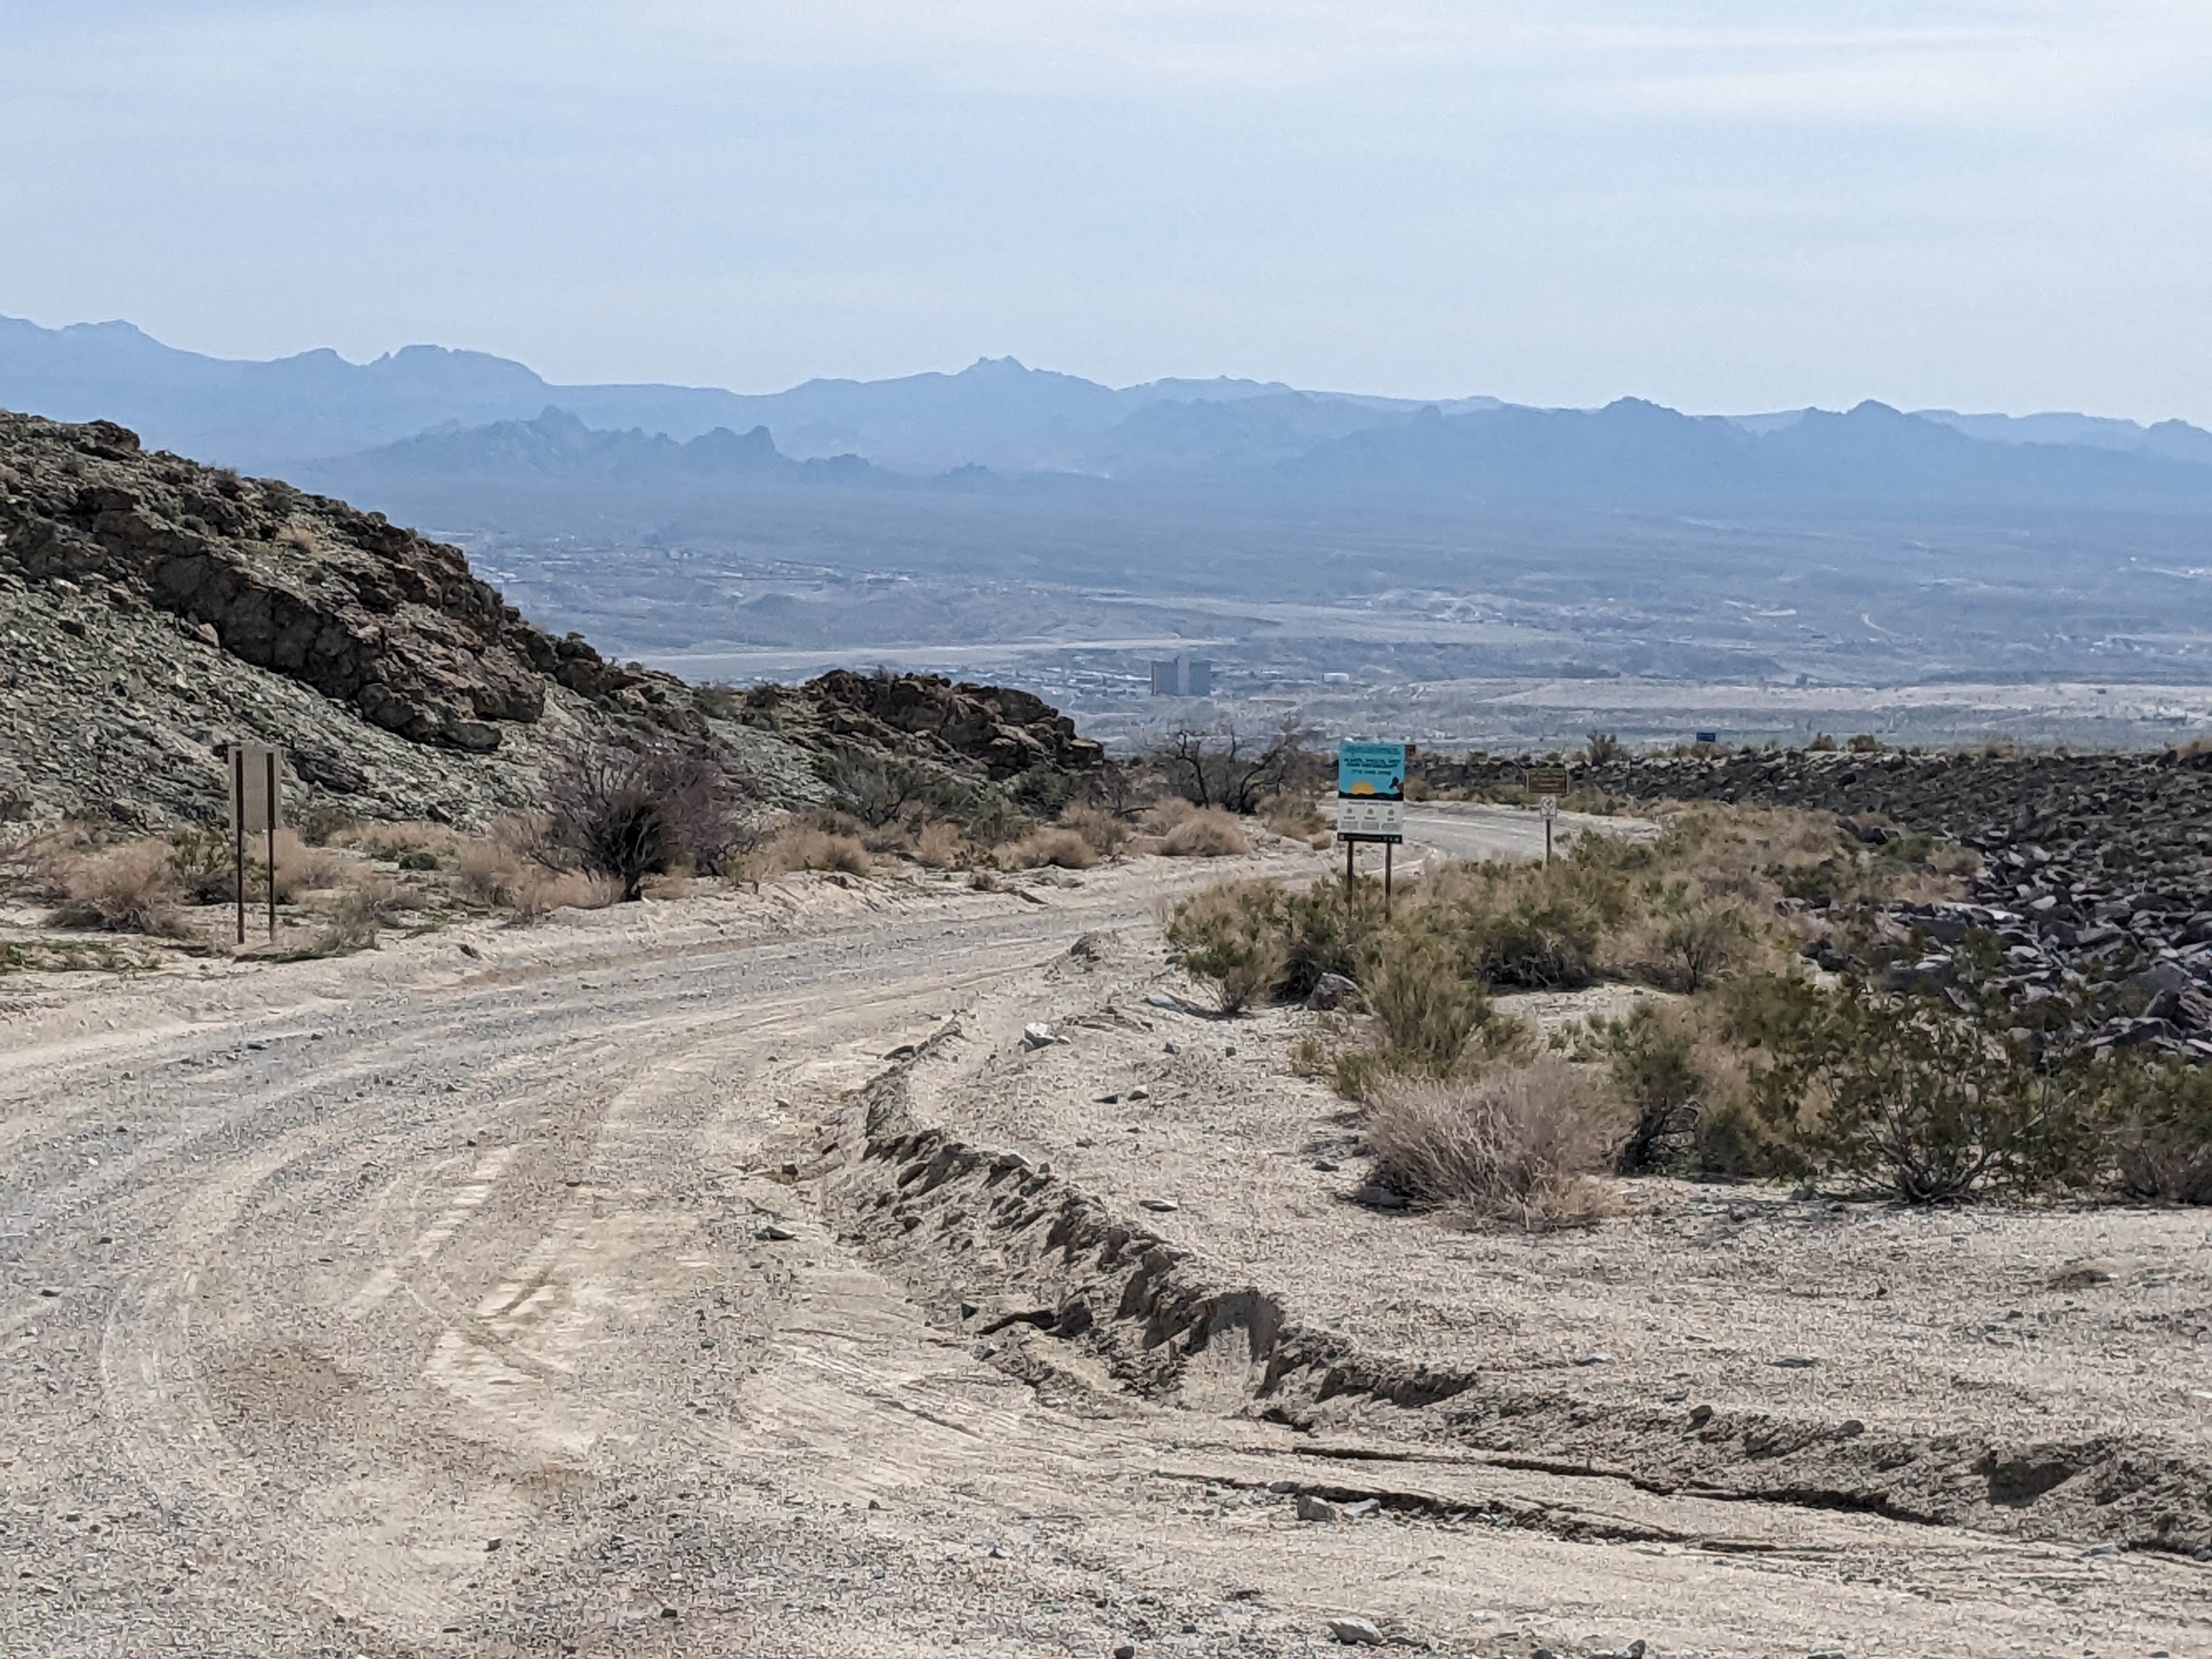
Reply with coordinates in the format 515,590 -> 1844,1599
756,825 -> 873,878
1059,803 -> 1132,857
1257,794 -> 1328,842
312,872 -> 413,953
47,842 -> 190,938
450,831 -> 615,919
1142,795 -> 1197,833
1160,808 -> 1249,858
259,829 -> 343,902
1365,1061 -> 1618,1227
999,827 -> 1098,871
912,820 -> 966,868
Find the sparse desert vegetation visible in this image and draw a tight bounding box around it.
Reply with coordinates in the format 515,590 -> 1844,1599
1170,799 -> 2212,1220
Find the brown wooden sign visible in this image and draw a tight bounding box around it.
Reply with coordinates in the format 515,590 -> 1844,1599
1526,767 -> 1570,796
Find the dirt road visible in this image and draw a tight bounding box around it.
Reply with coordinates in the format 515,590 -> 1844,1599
3,850 -> 2205,1656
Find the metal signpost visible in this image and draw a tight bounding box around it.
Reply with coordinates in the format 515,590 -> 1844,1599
228,743 -> 283,944
1336,742 -> 1408,915
1526,766 -> 1569,865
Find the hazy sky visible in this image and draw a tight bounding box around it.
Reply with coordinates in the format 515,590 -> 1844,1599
5,2 -> 2209,420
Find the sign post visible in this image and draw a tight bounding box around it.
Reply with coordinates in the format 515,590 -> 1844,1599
1525,766 -> 1569,866
1337,742 -> 1408,916
228,744 -> 283,944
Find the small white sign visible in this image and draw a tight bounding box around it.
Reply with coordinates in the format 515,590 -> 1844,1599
1336,797 -> 1403,837
1538,794 -> 1559,821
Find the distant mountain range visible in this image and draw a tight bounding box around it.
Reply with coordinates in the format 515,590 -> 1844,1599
6,313 -> 2212,518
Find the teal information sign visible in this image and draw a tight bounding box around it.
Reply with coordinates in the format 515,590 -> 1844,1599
1336,742 -> 1407,800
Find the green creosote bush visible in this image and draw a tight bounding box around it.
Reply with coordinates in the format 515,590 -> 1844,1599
1597,1001 -> 1703,1173
1165,880 -> 1286,1014
2101,1057 -> 2212,1204
1724,974 -> 2100,1203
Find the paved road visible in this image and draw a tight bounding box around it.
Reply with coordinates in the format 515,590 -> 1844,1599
1401,802 -> 1655,864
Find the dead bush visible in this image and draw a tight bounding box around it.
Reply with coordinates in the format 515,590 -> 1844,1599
1160,808 -> 1249,858
1141,795 -> 1197,833
1000,828 -> 1098,871
258,828 -> 342,902
452,837 -> 531,910
532,741 -> 741,901
48,842 -> 189,937
1365,1062 -> 1618,1227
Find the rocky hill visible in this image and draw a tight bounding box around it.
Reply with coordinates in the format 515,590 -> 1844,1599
0,410 -> 1098,828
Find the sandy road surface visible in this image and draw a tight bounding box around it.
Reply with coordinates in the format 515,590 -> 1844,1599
3,844 -> 2205,1656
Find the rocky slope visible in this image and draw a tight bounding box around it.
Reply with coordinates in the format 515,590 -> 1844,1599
0,410 -> 1097,826
1423,745 -> 2212,1058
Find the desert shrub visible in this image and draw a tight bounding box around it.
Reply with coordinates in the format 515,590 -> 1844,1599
1364,931 -> 1503,1076
1142,795 -> 1198,833
1806,732 -> 1839,752
758,825 -> 872,878
452,835 -> 541,911
1160,808 -> 1249,858
1652,896 -> 1750,991
1166,880 -> 1286,1014
1598,1001 -> 1704,1173
257,828 -> 342,902
694,681 -> 745,720
167,827 -> 238,904
1431,850 -> 1626,989
1000,828 -> 1097,871
1364,1062 -> 1617,1227
912,820 -> 966,868
1275,881 -> 1376,1000
2102,1058 -> 2212,1204
961,788 -> 1031,848
291,801 -> 358,847
1257,793 -> 1327,842
817,749 -> 956,828
1403,774 -> 1434,802
533,741 -> 740,901
1728,974 -> 2096,1202
313,873 -> 411,953
1009,765 -> 1083,817
1585,730 -> 1626,765
48,842 -> 189,937
1846,733 -> 1883,753
1059,803 -> 1132,857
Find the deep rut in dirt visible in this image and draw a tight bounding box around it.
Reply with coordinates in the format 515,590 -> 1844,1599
830,1051 -> 2212,1558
